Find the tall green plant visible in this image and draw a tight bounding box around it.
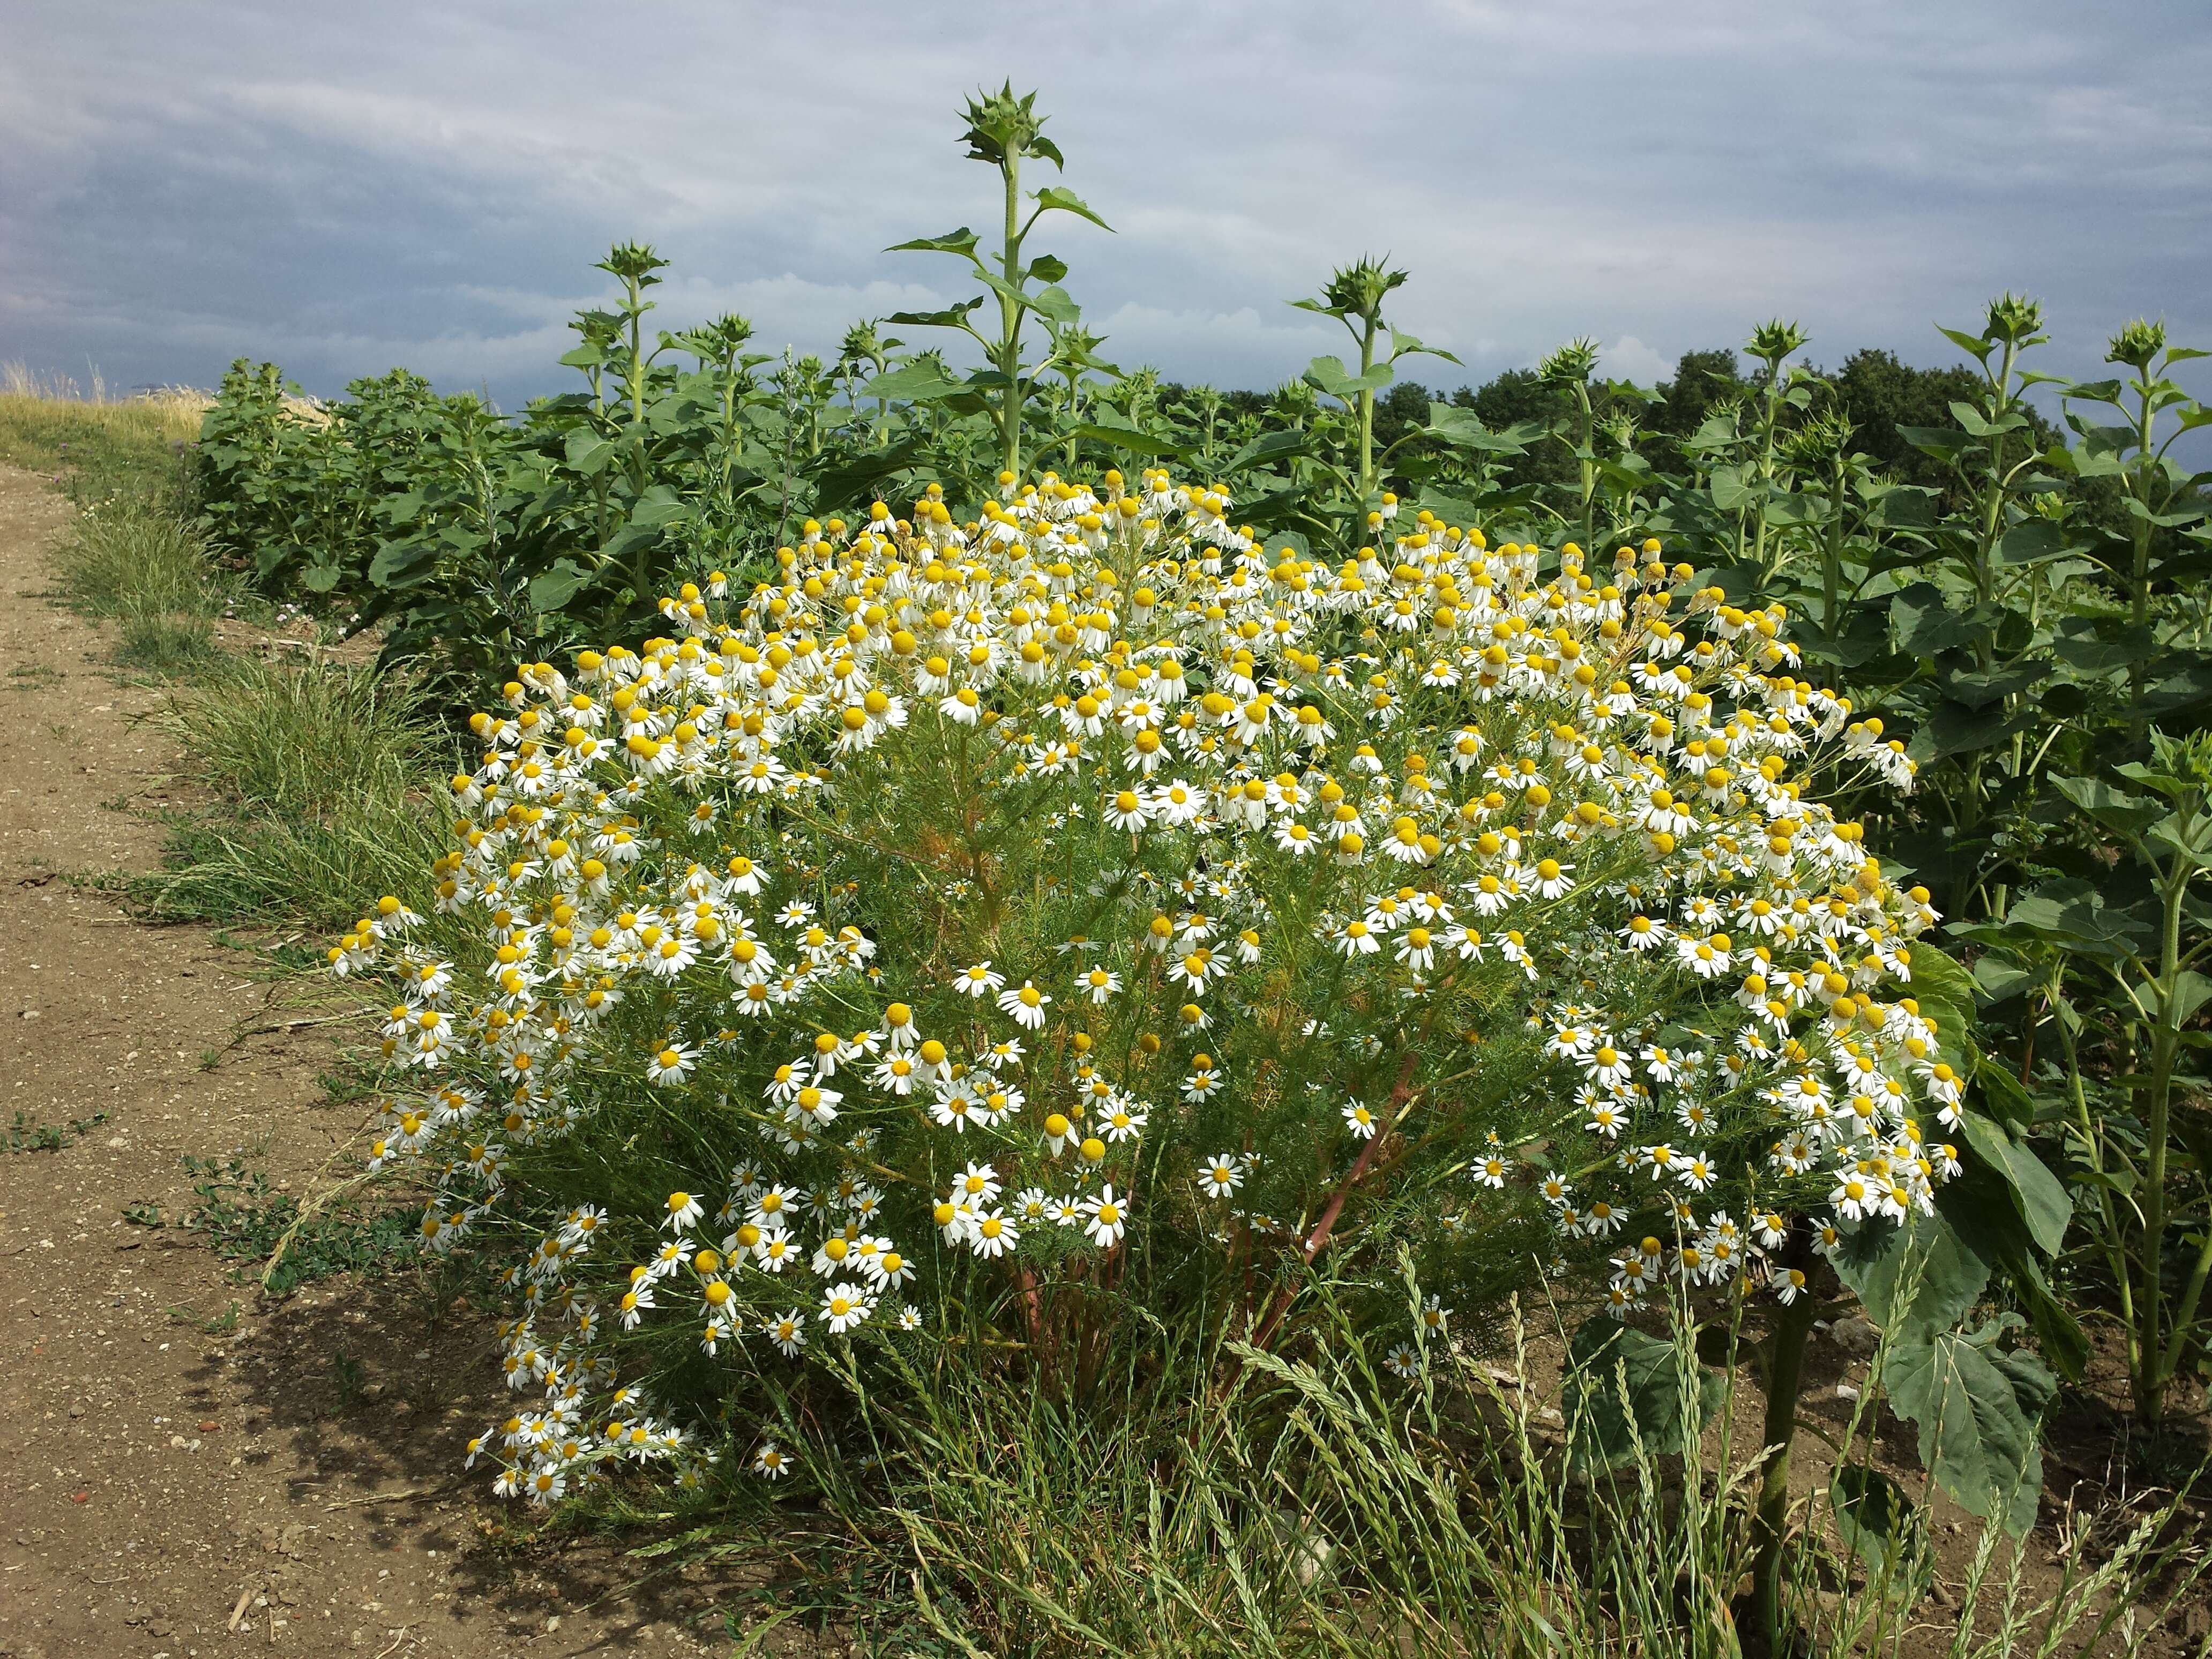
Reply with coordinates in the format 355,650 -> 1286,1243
2063,318 -> 2212,735
1292,256 -> 1453,506
887,85 -> 1112,482
1971,730 -> 2212,1428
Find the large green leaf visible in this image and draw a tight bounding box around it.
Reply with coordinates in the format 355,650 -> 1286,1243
1996,518 -> 2068,565
1937,1176 -> 2089,1382
1831,1466 -> 1932,1601
1426,403 -> 1530,454
1072,422 -> 1184,459
1833,1212 -> 1989,1337
884,298 -> 987,333
1563,1318 -> 1721,1469
2000,878 -> 2153,954
1898,424 -> 1978,462
1865,484 -> 1939,529
1941,664 -> 2043,712
1955,1112 -> 2071,1257
367,539 -> 438,588
1708,465 -> 1754,512
1886,1319 -> 2050,1533
1901,940 -> 1976,1037
1030,185 -> 1111,231
2051,616 -> 2157,672
865,361 -> 967,402
2051,774 -> 2163,837
807,437 -> 932,513
885,227 -> 980,258
1387,327 -> 1460,367
1303,355 -> 1394,400
1890,584 -> 1984,656
528,558 -> 594,614
627,483 -> 687,529
1226,429 -> 1309,472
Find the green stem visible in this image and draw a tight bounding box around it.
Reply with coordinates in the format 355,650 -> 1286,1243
1822,453 -> 1846,637
998,148 -> 1025,482
1752,369 -> 1781,580
1357,313 -> 1380,504
2136,856 -> 2189,1422
2128,374 -> 2158,740
1750,1234 -> 1818,1643
1576,382 -> 1595,554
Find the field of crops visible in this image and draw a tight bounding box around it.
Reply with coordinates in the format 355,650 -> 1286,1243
11,81 -> 2212,1659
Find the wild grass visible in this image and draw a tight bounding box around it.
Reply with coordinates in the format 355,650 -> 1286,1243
0,366 -> 206,500
53,489 -> 227,669
0,385 -> 451,931
3,377 -> 229,668
764,1291 -> 2204,1659
141,655 -> 453,932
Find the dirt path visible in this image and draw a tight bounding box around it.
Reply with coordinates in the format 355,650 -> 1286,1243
0,468 -> 733,1658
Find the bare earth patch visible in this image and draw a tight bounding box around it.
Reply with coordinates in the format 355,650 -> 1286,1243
0,466 -> 739,1658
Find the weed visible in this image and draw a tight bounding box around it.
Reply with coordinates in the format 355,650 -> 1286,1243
5,1107 -> 109,1153
178,1152 -> 416,1295
167,1301 -> 241,1335
316,1056 -> 384,1109
167,655 -> 445,818
116,603 -> 220,672
122,1200 -> 165,1227
56,491 -> 220,618
329,1350 -> 367,1413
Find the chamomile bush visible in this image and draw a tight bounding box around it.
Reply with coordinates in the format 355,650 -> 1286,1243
331,468 -> 1954,1506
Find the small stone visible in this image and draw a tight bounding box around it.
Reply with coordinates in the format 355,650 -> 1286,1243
1828,1314 -> 1880,1356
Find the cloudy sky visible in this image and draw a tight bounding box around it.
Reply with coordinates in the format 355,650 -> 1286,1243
4,1 -> 2208,409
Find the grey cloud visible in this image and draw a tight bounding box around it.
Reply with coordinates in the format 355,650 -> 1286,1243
2,0 -> 2207,407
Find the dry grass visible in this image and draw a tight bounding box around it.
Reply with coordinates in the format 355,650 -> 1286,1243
0,358 -> 210,428
0,366 -> 209,484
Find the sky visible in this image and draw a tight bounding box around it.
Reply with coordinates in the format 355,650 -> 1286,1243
3,1 -> 2209,411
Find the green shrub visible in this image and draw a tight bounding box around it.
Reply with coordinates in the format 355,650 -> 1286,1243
313,473 -> 2072,1613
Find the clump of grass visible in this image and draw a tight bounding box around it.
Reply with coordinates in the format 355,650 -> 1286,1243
32,418 -> 229,674
115,606 -> 221,672
55,491 -> 215,618
171,654 -> 444,818
140,656 -> 454,931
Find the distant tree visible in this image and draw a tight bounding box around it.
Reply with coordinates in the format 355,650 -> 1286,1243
1647,348 -> 1746,438
1826,349 -> 1989,491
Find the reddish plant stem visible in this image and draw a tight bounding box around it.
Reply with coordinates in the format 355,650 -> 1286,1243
1247,1050 -> 1420,1355
1017,1265 -> 1052,1389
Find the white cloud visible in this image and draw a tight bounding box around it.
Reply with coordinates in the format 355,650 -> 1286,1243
1601,337 -> 1675,388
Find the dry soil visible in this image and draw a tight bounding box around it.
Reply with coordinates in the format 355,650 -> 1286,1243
0,466 -> 738,1658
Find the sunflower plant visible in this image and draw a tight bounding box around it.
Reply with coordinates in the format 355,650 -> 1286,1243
329,468 -> 1982,1512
